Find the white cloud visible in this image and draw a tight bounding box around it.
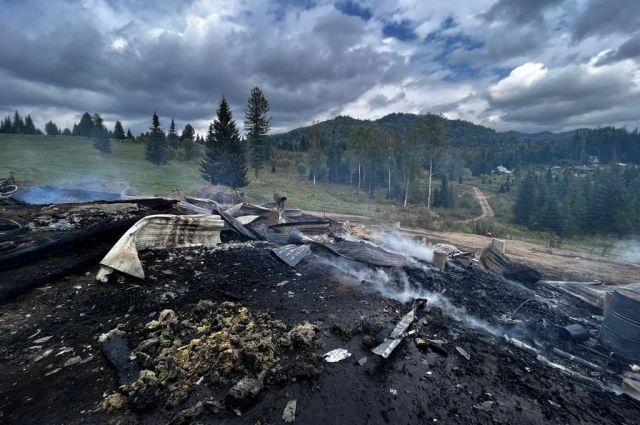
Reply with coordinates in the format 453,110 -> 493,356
0,0 -> 639,133
488,63 -> 548,102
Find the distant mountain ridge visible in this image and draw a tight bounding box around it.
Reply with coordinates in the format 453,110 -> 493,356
270,112 -> 586,148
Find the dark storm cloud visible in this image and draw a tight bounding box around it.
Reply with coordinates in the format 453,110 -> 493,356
0,1 -> 408,132
448,25 -> 546,67
572,0 -> 640,40
595,34 -> 640,65
1,0 -> 639,132
485,61 -> 640,128
484,0 -> 565,24
367,92 -> 406,109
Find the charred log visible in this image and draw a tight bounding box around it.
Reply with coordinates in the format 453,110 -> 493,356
0,217 -> 139,272
0,248 -> 107,302
480,246 -> 542,286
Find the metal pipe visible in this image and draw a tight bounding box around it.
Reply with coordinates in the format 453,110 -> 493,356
551,347 -> 602,371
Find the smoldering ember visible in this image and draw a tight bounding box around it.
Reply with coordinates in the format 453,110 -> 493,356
0,178 -> 638,425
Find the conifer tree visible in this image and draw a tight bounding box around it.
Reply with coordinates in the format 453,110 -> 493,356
180,123 -> 195,141
244,87 -> 271,178
201,97 -> 248,187
144,112 -> 168,166
74,112 -> 95,137
513,172 -> 536,225
92,114 -> 111,153
113,121 -> 125,139
0,116 -> 12,133
23,115 -> 36,134
62,128 -> 72,136
126,129 -> 134,139
167,118 -> 180,149
12,111 -> 24,134
44,120 -> 59,136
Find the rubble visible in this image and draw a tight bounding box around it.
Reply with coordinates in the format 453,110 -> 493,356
372,299 -> 425,358
96,214 -> 225,281
1,189 -> 640,424
117,301 -> 320,414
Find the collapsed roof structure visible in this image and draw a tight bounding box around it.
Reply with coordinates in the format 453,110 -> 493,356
0,184 -> 639,424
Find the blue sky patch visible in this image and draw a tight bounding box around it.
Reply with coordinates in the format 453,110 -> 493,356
335,1 -> 372,21
383,19 -> 417,42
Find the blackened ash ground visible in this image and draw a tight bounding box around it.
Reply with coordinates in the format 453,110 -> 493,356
0,242 -> 638,424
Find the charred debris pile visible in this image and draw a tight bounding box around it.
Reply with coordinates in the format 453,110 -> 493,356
0,182 -> 639,424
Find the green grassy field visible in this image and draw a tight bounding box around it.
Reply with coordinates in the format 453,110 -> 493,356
0,134 -> 392,216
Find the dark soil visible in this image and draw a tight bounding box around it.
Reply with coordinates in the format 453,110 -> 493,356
1,236 -> 639,424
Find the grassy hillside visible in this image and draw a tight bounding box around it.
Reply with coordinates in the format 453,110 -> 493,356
0,134 -> 201,195
0,134 -> 393,215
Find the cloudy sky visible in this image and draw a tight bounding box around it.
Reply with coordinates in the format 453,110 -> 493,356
1,0 -> 640,135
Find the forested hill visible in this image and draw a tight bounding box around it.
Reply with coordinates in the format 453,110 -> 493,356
270,113 -> 640,175
270,113 -> 575,149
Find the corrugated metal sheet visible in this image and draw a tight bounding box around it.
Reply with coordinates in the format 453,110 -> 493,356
272,244 -> 312,267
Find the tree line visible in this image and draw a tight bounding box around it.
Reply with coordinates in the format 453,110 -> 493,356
1,111 -> 41,135
143,87 -> 271,190
512,165 -> 640,236
271,113 -> 640,187
288,114 -> 451,209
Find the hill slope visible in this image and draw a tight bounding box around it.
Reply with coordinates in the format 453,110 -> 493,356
270,112 -> 571,149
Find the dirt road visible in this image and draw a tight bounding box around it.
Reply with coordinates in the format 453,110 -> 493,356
462,186 -> 494,222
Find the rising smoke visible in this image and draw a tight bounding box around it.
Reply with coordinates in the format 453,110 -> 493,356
372,231 -> 436,263
316,235 -> 503,337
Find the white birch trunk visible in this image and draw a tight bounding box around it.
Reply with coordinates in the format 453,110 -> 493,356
427,159 -> 433,211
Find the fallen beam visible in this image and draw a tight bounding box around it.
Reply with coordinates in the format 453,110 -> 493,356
0,217 -> 140,272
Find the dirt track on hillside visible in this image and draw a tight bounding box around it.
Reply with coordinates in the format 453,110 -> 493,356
463,187 -> 494,222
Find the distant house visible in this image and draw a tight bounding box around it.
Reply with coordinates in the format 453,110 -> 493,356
494,165 -> 512,175
571,165 -> 598,176
588,155 -> 600,165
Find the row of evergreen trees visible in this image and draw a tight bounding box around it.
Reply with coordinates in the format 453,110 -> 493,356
512,166 -> 640,236
142,86 -> 271,186
199,87 -> 270,186
1,111 -> 40,135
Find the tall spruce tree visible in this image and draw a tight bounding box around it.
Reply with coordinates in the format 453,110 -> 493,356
513,172 -> 537,225
74,112 -> 95,137
167,118 -> 180,149
126,129 -> 134,139
23,115 -> 36,134
113,121 -> 125,139
0,116 -> 12,133
12,111 -> 24,134
244,87 -> 271,178
44,121 -> 59,136
180,123 -> 195,141
201,97 -> 248,187
92,114 -> 111,153
144,112 -> 168,166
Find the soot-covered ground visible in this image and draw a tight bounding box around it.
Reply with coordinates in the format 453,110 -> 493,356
0,241 -> 639,424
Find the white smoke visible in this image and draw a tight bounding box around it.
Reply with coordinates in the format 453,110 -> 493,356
371,232 -> 436,263
316,255 -> 502,336
613,238 -> 640,264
